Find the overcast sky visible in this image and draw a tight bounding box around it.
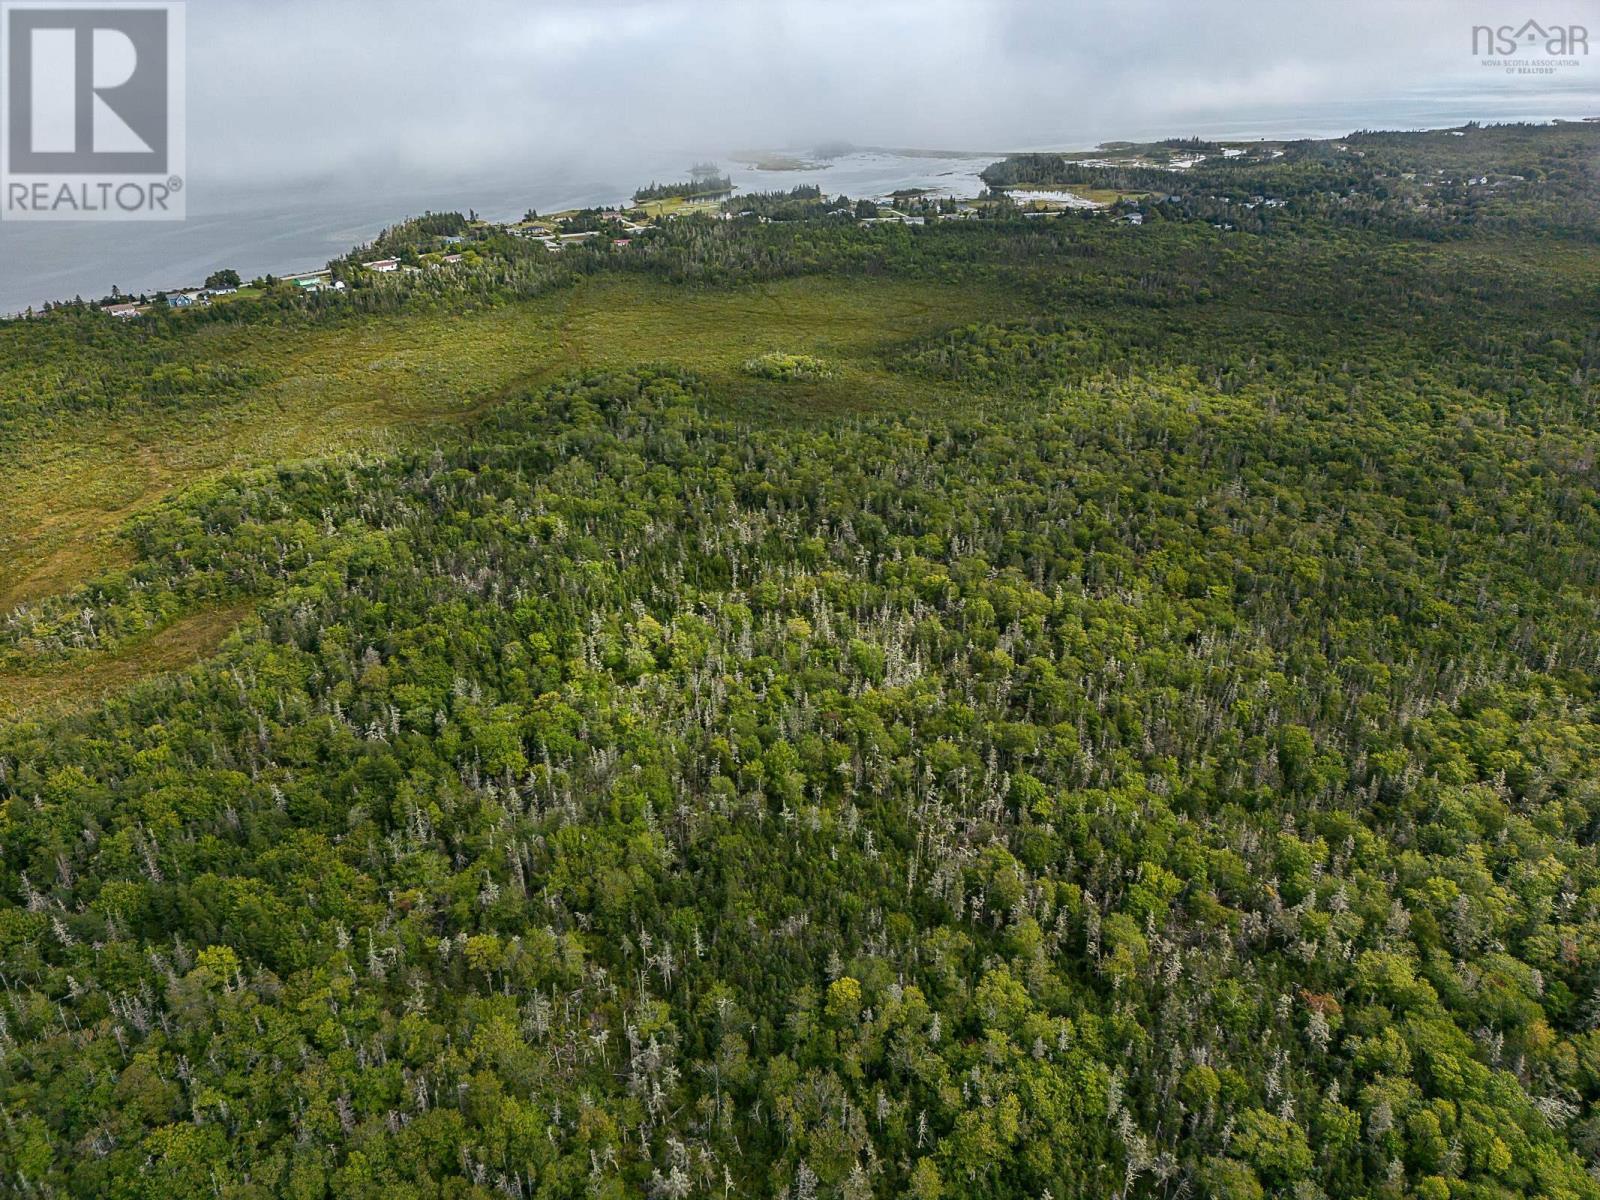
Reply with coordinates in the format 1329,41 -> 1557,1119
194,0 -> 1599,185
3,0 -> 1596,311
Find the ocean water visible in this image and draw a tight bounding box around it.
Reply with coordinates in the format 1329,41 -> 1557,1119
0,150 -> 1005,315
2,90 -> 1596,315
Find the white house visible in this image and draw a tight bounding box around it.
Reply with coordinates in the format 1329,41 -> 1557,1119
364,258 -> 400,273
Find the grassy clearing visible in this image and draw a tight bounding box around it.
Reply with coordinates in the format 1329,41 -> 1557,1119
631,196 -> 724,219
204,286 -> 263,308
1076,188 -> 1146,204
0,601 -> 252,724
1,274 -> 1011,613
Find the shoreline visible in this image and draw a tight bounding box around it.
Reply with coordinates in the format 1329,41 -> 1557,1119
5,112 -> 1596,318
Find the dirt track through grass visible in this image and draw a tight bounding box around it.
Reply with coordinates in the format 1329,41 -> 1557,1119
0,602 -> 252,724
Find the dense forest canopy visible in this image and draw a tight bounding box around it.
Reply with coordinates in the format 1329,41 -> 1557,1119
3,123 -> 1600,1199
